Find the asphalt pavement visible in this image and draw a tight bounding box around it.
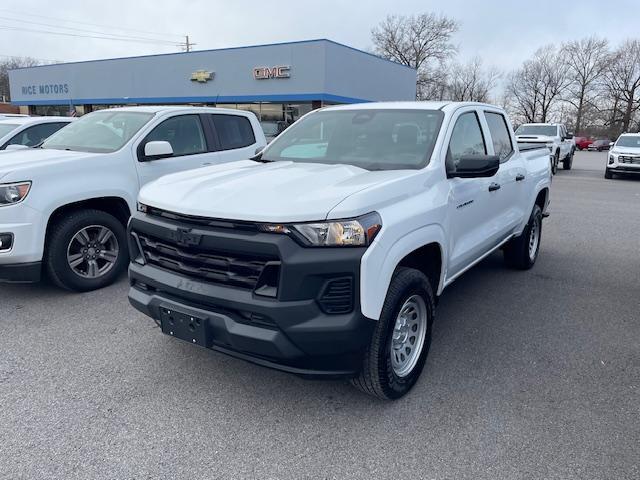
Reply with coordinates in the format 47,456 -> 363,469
1,150 -> 638,479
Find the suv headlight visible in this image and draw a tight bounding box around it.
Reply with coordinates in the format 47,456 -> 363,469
259,212 -> 382,247
0,181 -> 31,206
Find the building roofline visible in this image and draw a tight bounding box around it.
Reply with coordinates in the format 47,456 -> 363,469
9,38 -> 416,73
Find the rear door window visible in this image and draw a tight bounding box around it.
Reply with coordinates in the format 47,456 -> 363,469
211,114 -> 256,150
484,112 -> 514,162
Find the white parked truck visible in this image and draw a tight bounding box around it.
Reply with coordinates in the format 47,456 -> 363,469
515,123 -> 575,173
128,101 -> 551,400
0,106 -> 266,290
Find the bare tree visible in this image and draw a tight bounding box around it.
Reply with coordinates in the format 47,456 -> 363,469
561,36 -> 609,134
506,45 -> 570,123
446,57 -> 500,103
371,13 -> 459,99
0,56 -> 41,102
603,39 -> 640,134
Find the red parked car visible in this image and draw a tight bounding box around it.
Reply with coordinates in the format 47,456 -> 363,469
575,136 -> 594,150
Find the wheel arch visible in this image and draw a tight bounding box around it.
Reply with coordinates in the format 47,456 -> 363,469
360,224 -> 446,320
44,196 -> 131,248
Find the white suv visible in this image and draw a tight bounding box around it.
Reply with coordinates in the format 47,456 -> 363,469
0,106 -> 266,290
606,133 -> 640,179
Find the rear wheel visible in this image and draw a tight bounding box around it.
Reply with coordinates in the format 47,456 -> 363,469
45,209 -> 128,292
351,267 -> 434,400
504,205 -> 542,270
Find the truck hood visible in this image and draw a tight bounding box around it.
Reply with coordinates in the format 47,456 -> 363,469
139,160 -> 415,222
0,148 -> 99,180
516,135 -> 555,143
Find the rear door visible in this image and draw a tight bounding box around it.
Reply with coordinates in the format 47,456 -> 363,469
135,113 -> 219,185
483,110 -> 527,236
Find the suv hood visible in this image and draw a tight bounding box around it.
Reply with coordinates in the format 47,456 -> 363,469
0,148 -> 98,181
613,146 -> 640,155
139,160 -> 415,222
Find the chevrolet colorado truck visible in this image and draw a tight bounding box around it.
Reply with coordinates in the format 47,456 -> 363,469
128,101 -> 551,400
0,106 -> 266,290
515,123 -> 575,173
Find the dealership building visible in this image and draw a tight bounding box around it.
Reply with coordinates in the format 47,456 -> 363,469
8,39 -> 417,124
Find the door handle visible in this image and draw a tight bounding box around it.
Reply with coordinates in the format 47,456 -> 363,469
488,182 -> 501,192
515,174 -> 526,181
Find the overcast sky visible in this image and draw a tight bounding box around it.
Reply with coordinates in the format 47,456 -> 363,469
1,0 -> 638,72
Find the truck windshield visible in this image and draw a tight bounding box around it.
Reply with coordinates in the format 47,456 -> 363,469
0,123 -> 18,137
615,135 -> 640,148
515,125 -> 557,136
260,109 -> 444,170
41,111 -> 153,153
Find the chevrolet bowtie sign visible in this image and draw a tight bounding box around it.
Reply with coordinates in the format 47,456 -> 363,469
253,65 -> 291,80
190,70 -> 214,83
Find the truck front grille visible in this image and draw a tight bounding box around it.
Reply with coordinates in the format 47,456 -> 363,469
137,233 -> 279,291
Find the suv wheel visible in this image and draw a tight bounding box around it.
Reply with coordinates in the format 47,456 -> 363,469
504,205 -> 543,270
351,267 -> 434,400
551,152 -> 559,175
45,209 -> 128,292
604,168 -> 613,179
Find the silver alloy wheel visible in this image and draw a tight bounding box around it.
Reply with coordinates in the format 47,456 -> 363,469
390,295 -> 428,378
66,225 -> 119,279
528,216 -> 540,261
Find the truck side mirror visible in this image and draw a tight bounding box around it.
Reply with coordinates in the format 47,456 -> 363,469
566,133 -> 574,139
447,155 -> 500,179
143,140 -> 173,161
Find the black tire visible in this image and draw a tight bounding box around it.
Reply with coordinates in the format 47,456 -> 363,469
563,149 -> 573,170
604,168 -> 613,179
504,204 -> 543,270
45,209 -> 128,292
551,151 -> 559,175
351,267 -> 435,400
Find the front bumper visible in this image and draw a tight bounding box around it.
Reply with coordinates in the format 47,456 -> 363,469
0,261 -> 41,282
0,202 -> 46,267
127,212 -> 376,377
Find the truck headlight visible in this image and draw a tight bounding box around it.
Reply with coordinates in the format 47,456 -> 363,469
0,181 -> 31,206
259,212 -> 382,247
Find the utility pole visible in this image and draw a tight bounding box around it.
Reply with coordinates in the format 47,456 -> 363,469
182,35 -> 196,52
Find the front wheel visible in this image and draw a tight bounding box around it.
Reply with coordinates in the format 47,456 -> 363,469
504,205 -> 543,270
551,152 -> 559,175
45,209 -> 128,292
563,150 -> 573,170
604,168 -> 613,179
351,267 -> 434,400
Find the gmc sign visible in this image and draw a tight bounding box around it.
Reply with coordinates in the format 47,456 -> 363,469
253,65 -> 291,80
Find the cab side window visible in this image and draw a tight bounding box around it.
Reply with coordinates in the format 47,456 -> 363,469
211,114 -> 256,150
7,122 -> 68,147
144,115 -> 206,156
484,112 -> 513,162
446,112 -> 487,171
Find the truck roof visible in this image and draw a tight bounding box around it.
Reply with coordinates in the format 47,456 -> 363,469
321,101 -> 503,113
101,105 -> 249,116
0,116 -> 73,126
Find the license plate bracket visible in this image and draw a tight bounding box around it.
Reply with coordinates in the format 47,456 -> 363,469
159,307 -> 209,347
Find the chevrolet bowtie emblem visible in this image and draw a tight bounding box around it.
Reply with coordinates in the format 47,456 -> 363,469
190,70 -> 213,83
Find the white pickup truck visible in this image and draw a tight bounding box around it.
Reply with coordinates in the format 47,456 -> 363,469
515,123 -> 575,173
0,106 -> 266,290
128,101 -> 551,400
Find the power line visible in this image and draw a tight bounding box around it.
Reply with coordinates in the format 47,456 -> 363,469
0,7 -> 183,40
0,14 -> 182,44
0,24 -> 182,47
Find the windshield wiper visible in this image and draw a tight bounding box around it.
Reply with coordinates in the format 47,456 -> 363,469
250,152 -> 273,163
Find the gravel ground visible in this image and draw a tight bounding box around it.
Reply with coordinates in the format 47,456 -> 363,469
1,150 -> 638,479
